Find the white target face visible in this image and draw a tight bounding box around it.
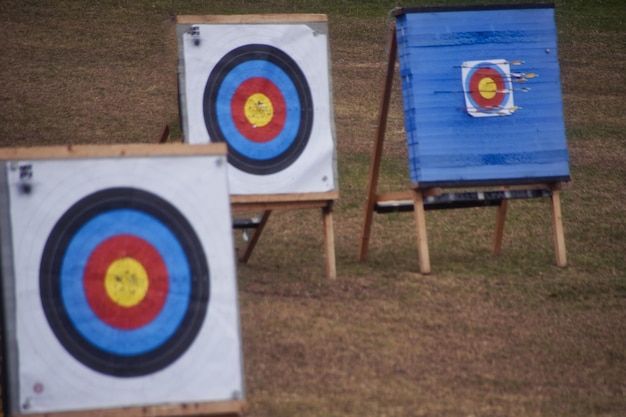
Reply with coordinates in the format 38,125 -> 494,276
461,59 -> 515,117
1,153 -> 243,414
178,21 -> 337,195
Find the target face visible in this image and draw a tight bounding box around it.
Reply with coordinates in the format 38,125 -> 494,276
1,150 -> 243,414
178,21 -> 337,194
39,188 -> 209,377
462,59 -> 514,117
396,5 -> 570,185
203,44 -> 313,175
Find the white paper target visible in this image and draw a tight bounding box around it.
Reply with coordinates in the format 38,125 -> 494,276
0,152 -> 243,414
178,20 -> 337,195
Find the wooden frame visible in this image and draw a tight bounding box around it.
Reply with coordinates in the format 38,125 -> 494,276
12,401 -> 247,417
176,14 -> 328,25
0,142 -> 227,159
358,24 -> 568,274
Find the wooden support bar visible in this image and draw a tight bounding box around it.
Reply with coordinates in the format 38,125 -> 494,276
19,400 -> 247,417
374,188 -> 551,213
0,143 -> 227,159
412,190 -> 431,274
177,14 -> 327,25
492,199 -> 508,255
376,190 -> 414,202
231,191 -> 338,205
231,192 -> 338,211
158,124 -> 170,143
238,211 -> 271,263
376,198 -> 503,213
323,204 -> 337,279
359,24 -> 398,262
550,190 -> 567,267
232,200 -> 328,212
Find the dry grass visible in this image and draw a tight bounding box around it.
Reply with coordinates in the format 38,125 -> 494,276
1,0 -> 625,416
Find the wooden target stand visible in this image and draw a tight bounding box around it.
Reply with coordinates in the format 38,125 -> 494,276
171,14 -> 339,280
358,26 -> 568,275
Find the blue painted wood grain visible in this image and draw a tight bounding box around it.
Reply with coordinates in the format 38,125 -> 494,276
396,5 -> 570,186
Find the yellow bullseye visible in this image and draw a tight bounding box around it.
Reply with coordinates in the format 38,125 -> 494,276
478,77 -> 497,99
104,258 -> 149,307
244,93 -> 273,127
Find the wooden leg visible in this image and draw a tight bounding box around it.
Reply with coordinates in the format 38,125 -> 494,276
239,210 -> 271,263
359,197 -> 377,262
550,190 -> 567,267
358,26 -> 398,262
323,204 -> 337,279
412,190 -> 431,274
492,200 -> 508,255
157,124 -> 170,143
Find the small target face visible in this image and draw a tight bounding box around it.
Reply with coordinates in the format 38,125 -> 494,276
39,188 -> 209,377
203,44 -> 314,175
462,60 -> 514,117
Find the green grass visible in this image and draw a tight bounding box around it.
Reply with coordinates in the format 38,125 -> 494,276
1,0 -> 625,416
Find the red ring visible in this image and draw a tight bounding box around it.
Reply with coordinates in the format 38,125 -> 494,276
83,235 -> 169,330
469,67 -> 506,109
231,77 -> 286,143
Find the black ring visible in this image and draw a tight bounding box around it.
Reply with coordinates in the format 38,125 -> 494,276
40,188 -> 210,377
203,44 -> 313,175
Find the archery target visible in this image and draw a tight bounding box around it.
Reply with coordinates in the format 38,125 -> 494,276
39,188 -> 209,377
1,152 -> 243,414
396,5 -> 570,185
203,44 -> 313,175
178,21 -> 336,194
462,59 -> 514,117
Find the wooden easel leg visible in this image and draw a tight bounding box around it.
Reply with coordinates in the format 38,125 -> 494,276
412,190 -> 431,274
323,204 -> 337,279
550,190 -> 567,267
359,198 -> 377,262
239,210 -> 271,263
358,24 -> 398,262
158,124 -> 170,143
493,200 -> 508,255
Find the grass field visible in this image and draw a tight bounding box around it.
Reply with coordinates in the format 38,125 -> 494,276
1,0 -> 625,416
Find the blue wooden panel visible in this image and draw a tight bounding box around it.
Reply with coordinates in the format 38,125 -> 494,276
396,5 -> 570,186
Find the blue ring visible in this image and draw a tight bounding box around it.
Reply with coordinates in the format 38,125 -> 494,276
215,60 -> 300,160
40,187 -> 209,377
203,44 -> 314,175
60,209 -> 191,356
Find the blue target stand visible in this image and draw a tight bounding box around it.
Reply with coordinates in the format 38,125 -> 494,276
359,4 -> 570,274
0,144 -> 246,417
176,14 -> 339,279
